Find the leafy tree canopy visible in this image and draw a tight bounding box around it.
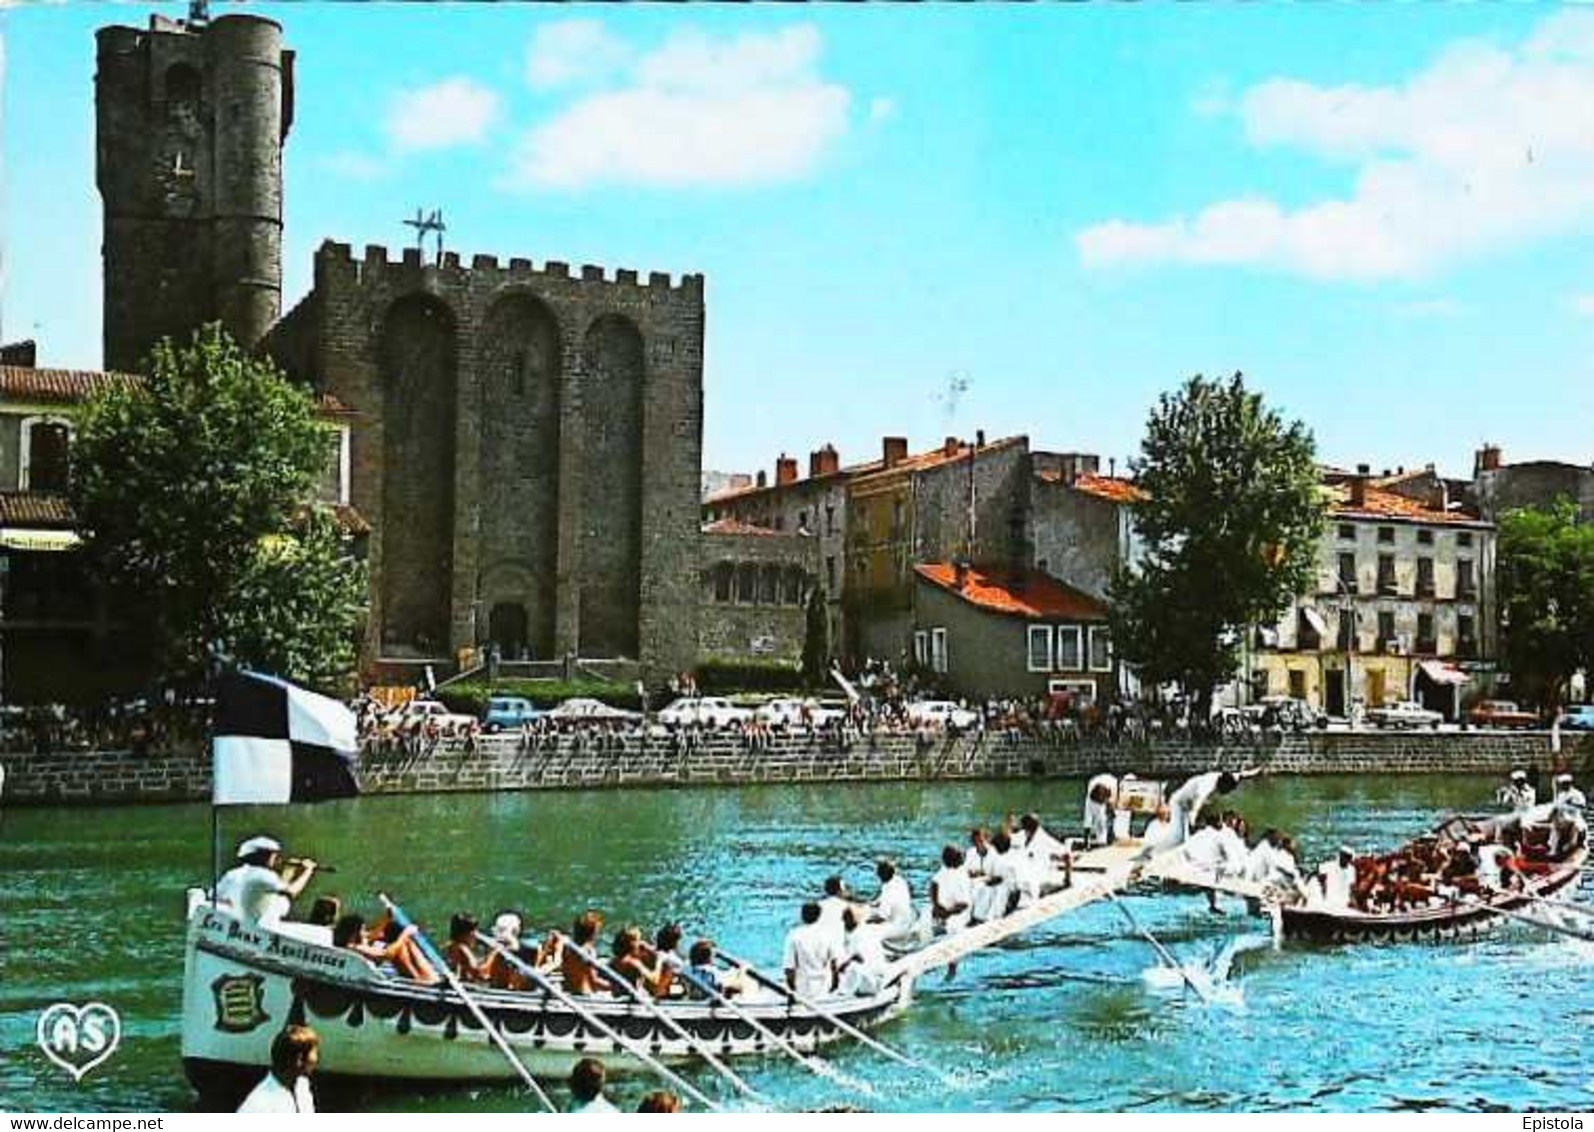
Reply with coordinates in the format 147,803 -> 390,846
69,324 -> 367,692
1497,498 -> 1594,712
1110,372 -> 1323,711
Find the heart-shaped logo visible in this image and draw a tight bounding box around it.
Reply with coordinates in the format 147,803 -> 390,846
36,1002 -> 121,1082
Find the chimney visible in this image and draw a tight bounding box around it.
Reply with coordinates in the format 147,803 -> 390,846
756,470 -> 768,489
810,444 -> 840,478
1108,457 -> 1116,477
775,453 -> 798,486
0,339 -> 37,367
1349,475 -> 1368,507
883,436 -> 908,468
944,436 -> 961,458
976,429 -> 986,447
1476,444 -> 1502,474
1356,463 -> 1371,476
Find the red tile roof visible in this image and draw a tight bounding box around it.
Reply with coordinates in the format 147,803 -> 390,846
0,366 -> 138,404
0,491 -> 76,528
1070,473 -> 1146,503
1330,483 -> 1485,526
701,517 -> 785,537
915,562 -> 1107,621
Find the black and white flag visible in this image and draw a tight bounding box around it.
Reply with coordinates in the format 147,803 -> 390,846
212,670 -> 361,805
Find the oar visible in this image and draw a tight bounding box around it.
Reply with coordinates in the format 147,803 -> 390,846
556,937 -> 766,1105
1103,892 -> 1212,1005
714,946 -> 940,1081
1457,893 -> 1594,944
657,952 -> 875,1098
473,933 -> 721,1112
377,895 -> 556,1113
1518,888 -> 1594,919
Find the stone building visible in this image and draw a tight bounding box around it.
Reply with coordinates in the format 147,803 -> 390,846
262,242 -> 705,680
846,434 -> 1030,660
911,562 -> 1114,702
96,13 -> 293,373
1028,453 -> 1145,603
87,9 -> 706,684
1250,475 -> 1496,720
703,443 -> 858,659
698,519 -> 819,667
1470,444 -> 1594,524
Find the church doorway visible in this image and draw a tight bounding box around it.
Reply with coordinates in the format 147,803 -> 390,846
488,602 -> 529,659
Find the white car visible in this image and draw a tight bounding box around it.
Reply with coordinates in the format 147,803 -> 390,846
907,700 -> 979,730
656,696 -> 753,728
755,697 -> 813,726
391,698 -> 478,730
1367,700 -> 1444,730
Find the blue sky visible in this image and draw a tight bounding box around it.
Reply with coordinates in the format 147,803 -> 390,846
4,3 -> 1594,480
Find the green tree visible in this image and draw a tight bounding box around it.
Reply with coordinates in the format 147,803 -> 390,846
801,587 -> 830,688
1109,373 -> 1323,715
69,324 -> 367,692
1497,498 -> 1594,712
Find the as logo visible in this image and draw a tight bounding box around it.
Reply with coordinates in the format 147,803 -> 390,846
212,974 -> 269,1033
37,1002 -> 121,1082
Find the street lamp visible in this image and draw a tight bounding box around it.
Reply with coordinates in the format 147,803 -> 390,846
1335,575 -> 1357,725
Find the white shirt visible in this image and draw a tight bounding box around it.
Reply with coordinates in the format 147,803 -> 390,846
569,1096 -> 620,1115
1498,783 -> 1537,813
237,1073 -> 315,1114
216,864 -> 290,924
965,844 -> 992,878
1245,840 -> 1276,883
781,921 -> 838,999
1167,771 -> 1225,845
1182,827 -> 1229,873
1218,827 -> 1249,876
841,924 -> 888,993
1023,826 -> 1070,867
1140,817 -> 1173,850
1555,786 -> 1587,812
873,875 -> 915,934
1316,860 -> 1355,909
818,895 -> 851,950
1477,843 -> 1513,889
1083,774 -> 1118,843
931,866 -> 972,921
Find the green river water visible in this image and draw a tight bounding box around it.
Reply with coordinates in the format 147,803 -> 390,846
2,774 -> 1591,1112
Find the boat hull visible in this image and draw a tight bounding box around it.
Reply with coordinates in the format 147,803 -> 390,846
1280,844 -> 1586,944
180,908 -> 911,1094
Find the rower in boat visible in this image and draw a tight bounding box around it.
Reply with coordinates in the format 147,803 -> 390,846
783,901 -> 840,998
561,910 -> 614,995
333,911 -> 440,984
868,860 -> 919,946
930,845 -> 973,933
838,907 -> 890,996
216,836 -> 319,926
966,827 -> 994,878
818,875 -> 855,951
1311,846 -> 1357,910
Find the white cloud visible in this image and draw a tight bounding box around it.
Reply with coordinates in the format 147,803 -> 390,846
526,19 -> 632,89
386,77 -> 501,153
1568,293 -> 1594,317
1078,11 -> 1594,281
506,25 -> 852,190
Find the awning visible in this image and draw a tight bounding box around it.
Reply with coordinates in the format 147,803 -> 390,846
0,528 -> 81,552
1418,659 -> 1469,686
1301,606 -> 1331,638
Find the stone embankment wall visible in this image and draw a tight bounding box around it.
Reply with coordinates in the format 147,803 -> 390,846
3,731 -> 1591,807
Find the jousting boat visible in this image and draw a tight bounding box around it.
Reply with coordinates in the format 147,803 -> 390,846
179,899 -> 914,1100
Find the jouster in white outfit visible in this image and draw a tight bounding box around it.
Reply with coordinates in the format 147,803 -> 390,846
840,923 -> 889,996
818,894 -> 851,951
1182,826 -> 1243,880
782,920 -> 839,999
1140,816 -> 1173,850
1314,856 -> 1356,910
1083,773 -> 1118,845
872,874 -> 916,940
1166,771 -> 1225,846
930,865 -> 973,931
216,863 -> 290,925
237,1073 -> 315,1114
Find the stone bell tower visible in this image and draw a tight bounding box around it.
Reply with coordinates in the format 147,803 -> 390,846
96,10 -> 293,373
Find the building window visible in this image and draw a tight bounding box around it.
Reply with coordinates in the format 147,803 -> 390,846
1288,670 -> 1307,700
1417,528 -> 1434,545
1378,526 -> 1395,544
736,563 -> 758,604
1416,557 -> 1435,598
1337,523 -> 1356,541
1337,552 -> 1357,593
1458,531 -> 1474,549
913,631 -> 928,668
825,555 -> 836,591
713,563 -> 733,603
1377,554 -> 1397,596
1416,612 -> 1435,654
1457,559 -> 1476,599
1088,626 -> 1112,672
797,510 -> 809,533
1056,626 -> 1083,670
1337,609 -> 1356,652
1027,625 -> 1054,673
1378,610 -> 1396,650
1458,613 -> 1476,656
19,417 -> 73,493
1297,609 -> 1322,651
760,566 -> 779,604
930,627 -> 948,674
826,505 -> 836,536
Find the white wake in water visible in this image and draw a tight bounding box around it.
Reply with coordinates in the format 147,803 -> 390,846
1140,932 -> 1272,1011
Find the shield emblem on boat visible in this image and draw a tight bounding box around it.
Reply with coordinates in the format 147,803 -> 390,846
211,974 -> 269,1034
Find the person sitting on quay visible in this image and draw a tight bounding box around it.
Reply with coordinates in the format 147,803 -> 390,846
562,909 -> 614,996
333,911 -> 440,985
237,1025 -> 321,1114
567,1057 -> 619,1114
216,835 -> 320,927
783,901 -> 840,998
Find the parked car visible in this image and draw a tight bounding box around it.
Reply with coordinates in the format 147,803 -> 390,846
1250,695 -> 1328,732
1465,699 -> 1539,730
1367,700 -> 1444,730
1556,704 -> 1594,732
755,697 -> 813,726
390,698 -> 478,730
482,696 -> 542,731
656,696 -> 752,728
907,700 -> 979,730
